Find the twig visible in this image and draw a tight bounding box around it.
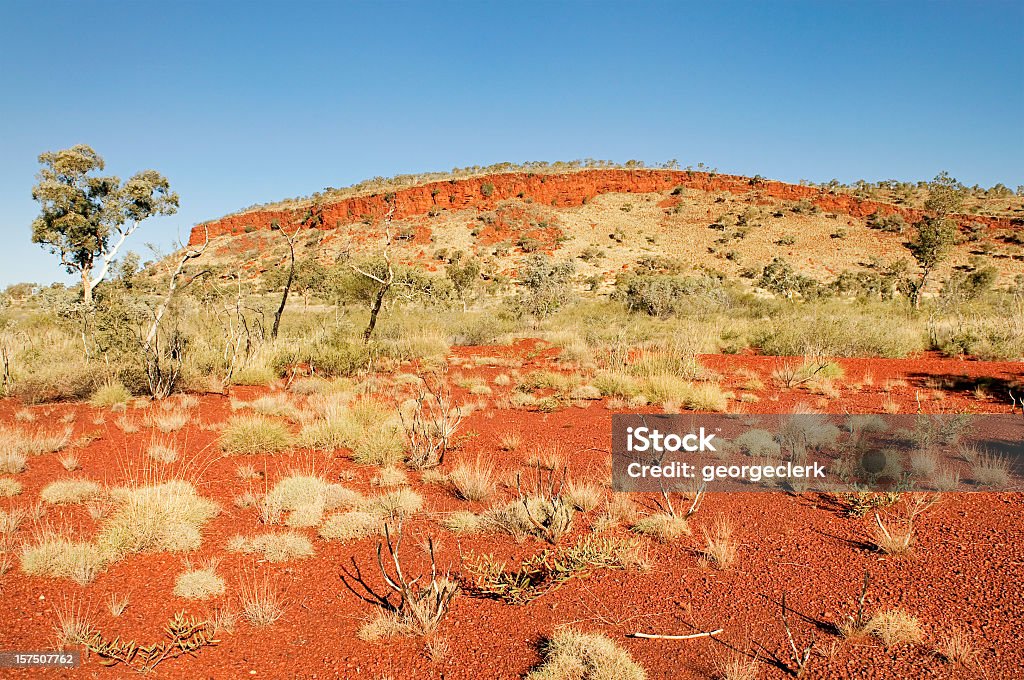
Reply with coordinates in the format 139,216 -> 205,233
630,629 -> 723,640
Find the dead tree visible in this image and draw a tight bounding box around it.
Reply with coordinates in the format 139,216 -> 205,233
141,229 -> 209,398
350,199 -> 396,342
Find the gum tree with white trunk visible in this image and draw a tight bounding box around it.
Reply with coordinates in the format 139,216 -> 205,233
30,144 -> 179,304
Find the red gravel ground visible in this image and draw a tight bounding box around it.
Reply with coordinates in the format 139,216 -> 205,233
0,342 -> 1021,679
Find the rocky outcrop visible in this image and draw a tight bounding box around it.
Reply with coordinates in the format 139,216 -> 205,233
189,169 -> 1017,246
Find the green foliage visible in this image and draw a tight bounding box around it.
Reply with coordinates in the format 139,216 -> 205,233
758,258 -> 827,299
924,171 -> 966,216
509,255 -> 575,321
30,145 -> 178,301
908,217 -> 958,272
614,272 -> 731,317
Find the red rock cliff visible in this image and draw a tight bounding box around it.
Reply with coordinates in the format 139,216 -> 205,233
189,169 -> 1016,246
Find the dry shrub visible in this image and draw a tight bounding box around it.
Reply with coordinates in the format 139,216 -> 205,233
441,510 -> 484,534
526,628 -> 646,680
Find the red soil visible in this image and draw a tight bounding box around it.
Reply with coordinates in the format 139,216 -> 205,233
188,170 -> 1021,246
1,345 -> 1021,678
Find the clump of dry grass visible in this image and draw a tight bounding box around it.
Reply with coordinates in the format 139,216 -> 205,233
0,449 -> 27,474
174,558 -> 227,599
631,513 -> 690,542
715,653 -> 760,680
261,473 -> 362,527
238,569 -> 285,626
700,517 -> 738,570
107,592 -> 130,617
592,496 -> 638,533
372,467 -> 408,487
318,510 -> 383,541
498,431 -> 522,451
90,381 -> 131,408
971,452 -> 1011,488
21,530 -> 106,584
96,480 -> 220,560
935,627 -> 978,667
146,437 -> 179,464
564,480 -> 603,512
40,479 -> 103,505
864,609 -> 924,647
228,532 -> 314,562
151,409 -> 190,433
220,415 -> 294,455
115,416 -> 140,434
449,460 -> 495,501
53,597 -> 95,648
441,510 -> 485,534
526,628 -> 647,680
369,488 -> 425,520
299,398 -> 404,466
19,427 -> 73,456
0,477 -> 24,497
58,452 -> 80,471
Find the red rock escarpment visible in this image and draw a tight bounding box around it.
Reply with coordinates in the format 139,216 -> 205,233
189,169 -> 1017,246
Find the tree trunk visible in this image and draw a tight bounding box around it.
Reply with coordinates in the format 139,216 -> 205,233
81,268 -> 93,305
363,284 -> 389,342
271,235 -> 296,340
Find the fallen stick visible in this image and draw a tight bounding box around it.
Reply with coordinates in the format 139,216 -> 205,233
630,629 -> 723,640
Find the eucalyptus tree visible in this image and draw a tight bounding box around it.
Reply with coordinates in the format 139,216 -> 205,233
30,144 -> 178,304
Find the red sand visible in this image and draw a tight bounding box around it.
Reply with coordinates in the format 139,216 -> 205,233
0,345 -> 1021,678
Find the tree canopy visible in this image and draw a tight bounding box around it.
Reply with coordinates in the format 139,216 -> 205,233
31,144 -> 178,303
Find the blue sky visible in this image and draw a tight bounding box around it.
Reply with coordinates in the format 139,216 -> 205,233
1,0 -> 1021,286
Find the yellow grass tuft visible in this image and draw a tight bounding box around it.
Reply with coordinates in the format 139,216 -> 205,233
526,628 -> 646,680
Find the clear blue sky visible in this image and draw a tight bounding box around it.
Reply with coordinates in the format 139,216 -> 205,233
1,0 -> 1021,286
